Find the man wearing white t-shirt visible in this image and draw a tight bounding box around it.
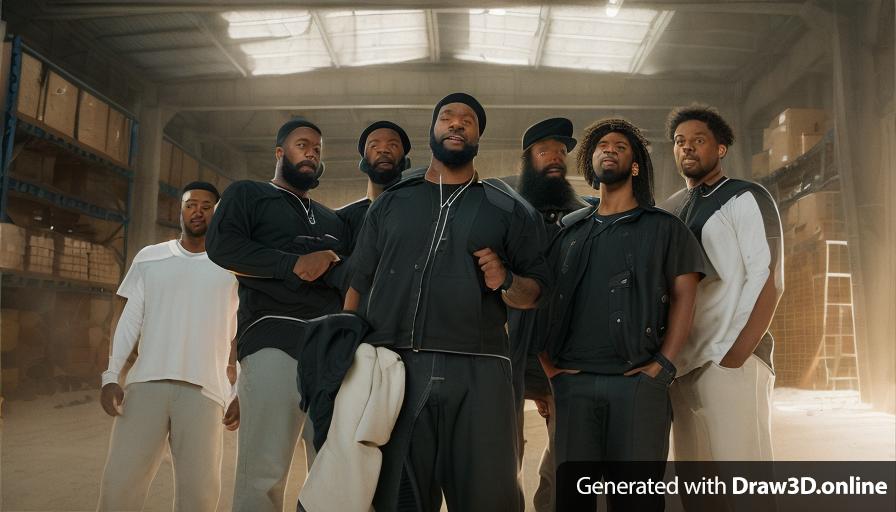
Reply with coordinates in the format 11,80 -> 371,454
97,182 -> 239,512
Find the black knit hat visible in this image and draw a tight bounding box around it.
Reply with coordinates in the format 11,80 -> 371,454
522,117 -> 577,151
357,121 -> 411,157
182,181 -> 220,202
276,118 -> 322,147
431,92 -> 486,135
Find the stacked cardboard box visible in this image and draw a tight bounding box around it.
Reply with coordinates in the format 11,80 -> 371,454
26,232 -> 55,274
87,244 -> 121,285
58,236 -> 90,281
16,52 -> 44,119
76,91 -> 110,153
0,223 -> 26,271
43,72 -> 79,138
785,191 -> 846,244
753,108 -> 827,178
9,149 -> 55,184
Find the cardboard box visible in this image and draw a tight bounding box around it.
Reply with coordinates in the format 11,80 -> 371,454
0,223 -> 26,271
43,71 -> 78,138
26,232 -> 55,275
105,109 -> 125,163
10,149 -> 55,184
751,151 -> 771,178
787,191 -> 845,243
16,52 -> 44,119
88,244 -> 121,285
801,133 -> 823,154
762,127 -> 773,151
0,43 -> 11,120
77,91 -> 109,153
58,236 -> 90,281
769,108 -> 827,133
766,108 -> 828,169
160,140 -> 173,185
181,155 -> 199,185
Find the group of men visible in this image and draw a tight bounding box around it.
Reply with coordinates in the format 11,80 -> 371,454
96,92 -> 783,512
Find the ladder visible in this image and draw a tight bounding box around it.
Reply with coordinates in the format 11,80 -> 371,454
815,240 -> 861,391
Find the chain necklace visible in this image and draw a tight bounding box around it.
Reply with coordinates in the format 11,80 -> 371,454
438,170 -> 476,208
270,181 -> 316,225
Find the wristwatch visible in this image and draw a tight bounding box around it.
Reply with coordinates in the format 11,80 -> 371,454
499,271 -> 514,292
653,352 -> 677,379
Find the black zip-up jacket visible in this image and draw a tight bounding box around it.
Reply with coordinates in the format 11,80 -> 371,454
350,170 -> 552,358
542,202 -> 705,369
205,180 -> 348,359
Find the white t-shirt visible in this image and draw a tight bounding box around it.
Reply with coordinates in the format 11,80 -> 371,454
101,240 -> 239,406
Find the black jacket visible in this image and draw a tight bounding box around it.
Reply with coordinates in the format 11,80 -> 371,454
542,202 -> 705,369
350,170 -> 552,358
205,180 -> 348,359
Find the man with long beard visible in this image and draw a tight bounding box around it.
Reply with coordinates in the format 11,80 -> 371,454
205,119 -> 347,512
345,93 -> 551,512
337,120 -> 412,255
662,105 -> 783,511
540,118 -> 704,511
97,182 -> 239,512
501,117 -> 585,511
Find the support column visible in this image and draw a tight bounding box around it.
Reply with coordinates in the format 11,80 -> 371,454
127,99 -> 174,264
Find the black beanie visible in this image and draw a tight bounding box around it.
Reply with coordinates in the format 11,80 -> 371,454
357,121 -> 411,156
431,93 -> 486,135
276,118 -> 322,147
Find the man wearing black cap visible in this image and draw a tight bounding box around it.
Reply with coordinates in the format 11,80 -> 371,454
205,119 -> 348,512
98,182 -> 239,512
345,93 -> 551,512
338,120 -> 412,256
540,119 -> 704,511
500,117 -> 586,511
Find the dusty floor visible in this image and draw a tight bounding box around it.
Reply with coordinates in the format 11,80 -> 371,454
1,388 -> 893,512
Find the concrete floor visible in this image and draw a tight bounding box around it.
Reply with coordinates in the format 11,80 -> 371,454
0,388 -> 893,512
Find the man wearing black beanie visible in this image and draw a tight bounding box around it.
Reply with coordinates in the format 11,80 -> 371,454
345,93 -> 551,511
337,120 -> 412,257
205,118 -> 348,512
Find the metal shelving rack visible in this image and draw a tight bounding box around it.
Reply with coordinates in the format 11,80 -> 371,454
0,35 -> 138,293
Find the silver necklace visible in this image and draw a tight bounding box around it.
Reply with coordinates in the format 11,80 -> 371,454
438,171 -> 476,208
271,182 -> 316,225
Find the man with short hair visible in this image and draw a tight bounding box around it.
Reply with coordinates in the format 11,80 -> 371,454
345,93 -> 551,512
205,119 -> 348,512
338,120 -> 412,255
662,105 -> 784,465
97,181 -> 239,512
502,117 -> 586,512
541,118 -> 704,511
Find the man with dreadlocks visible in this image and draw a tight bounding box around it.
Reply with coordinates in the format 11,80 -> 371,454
539,118 -> 704,511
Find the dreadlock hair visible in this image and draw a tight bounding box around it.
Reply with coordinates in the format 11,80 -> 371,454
665,103 -> 735,146
577,118 -> 655,207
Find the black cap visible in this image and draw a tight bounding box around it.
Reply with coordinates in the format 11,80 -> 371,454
357,121 -> 411,157
276,118 -> 322,147
522,117 -> 577,151
431,92 -> 486,135
182,181 -> 220,202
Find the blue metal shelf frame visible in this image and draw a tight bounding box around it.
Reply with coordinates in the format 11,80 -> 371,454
1,35 -> 139,286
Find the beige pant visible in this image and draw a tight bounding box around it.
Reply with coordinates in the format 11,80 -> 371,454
97,380 -> 224,512
670,354 -> 775,461
232,348 -> 316,512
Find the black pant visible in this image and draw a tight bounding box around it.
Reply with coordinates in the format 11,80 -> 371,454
552,371 -> 672,511
374,351 -> 521,512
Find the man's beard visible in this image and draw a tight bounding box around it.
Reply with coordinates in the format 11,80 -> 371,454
594,161 -> 632,187
180,218 -> 208,238
429,131 -> 478,168
518,158 -> 578,211
282,156 -> 321,190
678,154 -> 718,181
364,157 -> 403,186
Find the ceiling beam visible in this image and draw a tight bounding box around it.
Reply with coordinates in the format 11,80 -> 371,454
532,6 -> 551,69
425,10 -> 440,63
629,10 -> 674,74
311,10 -> 340,68
189,14 -> 249,77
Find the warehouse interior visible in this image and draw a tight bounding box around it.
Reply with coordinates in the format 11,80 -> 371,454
0,0 -> 894,510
